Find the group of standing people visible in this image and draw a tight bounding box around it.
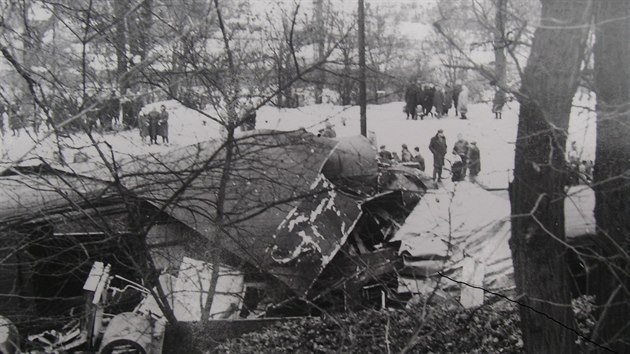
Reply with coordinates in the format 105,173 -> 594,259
405,82 -> 469,120
567,140 -> 593,185
0,102 -> 45,137
429,129 -> 480,183
139,105 -> 169,144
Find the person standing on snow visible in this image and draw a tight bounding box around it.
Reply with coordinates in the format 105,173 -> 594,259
158,104 -> 169,144
453,133 -> 470,177
467,141 -> 481,182
147,107 -> 160,144
443,83 -> 453,117
433,85 -> 445,118
138,112 -> 149,143
429,129 -> 447,182
567,140 -> 580,185
404,83 -> 419,120
491,82 -> 506,120
449,151 -> 464,182
457,84 -> 470,119
452,82 -> 463,117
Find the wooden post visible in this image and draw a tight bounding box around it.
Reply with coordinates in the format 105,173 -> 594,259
358,0 -> 367,137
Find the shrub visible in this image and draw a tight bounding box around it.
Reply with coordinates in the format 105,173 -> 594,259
213,300 -> 523,353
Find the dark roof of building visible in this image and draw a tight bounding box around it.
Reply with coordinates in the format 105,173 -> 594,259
0,170 -> 115,229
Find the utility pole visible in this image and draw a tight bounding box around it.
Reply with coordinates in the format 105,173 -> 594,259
314,0 -> 324,104
358,0 -> 367,137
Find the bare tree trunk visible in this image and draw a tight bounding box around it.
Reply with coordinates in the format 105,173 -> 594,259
509,1 -> 591,352
493,0 -> 507,105
593,1 -> 630,351
313,0 -> 324,104
114,0 -> 129,93
200,0 -> 239,323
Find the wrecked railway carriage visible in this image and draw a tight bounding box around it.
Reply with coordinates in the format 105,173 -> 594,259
0,129 -> 431,351
0,129 -> 599,352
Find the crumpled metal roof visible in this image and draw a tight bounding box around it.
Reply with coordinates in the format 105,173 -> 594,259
0,130 -> 378,297
0,172 -> 115,228
113,130 -> 365,295
268,176 -> 362,296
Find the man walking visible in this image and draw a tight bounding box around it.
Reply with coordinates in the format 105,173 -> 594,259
429,129 -> 447,182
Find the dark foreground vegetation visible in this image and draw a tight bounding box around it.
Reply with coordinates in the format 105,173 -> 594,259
163,296 -> 596,354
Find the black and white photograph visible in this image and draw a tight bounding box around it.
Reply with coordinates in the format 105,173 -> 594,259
0,0 -> 627,352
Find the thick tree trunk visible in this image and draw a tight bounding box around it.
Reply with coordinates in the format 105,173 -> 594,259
593,1 -> 630,352
509,1 -> 590,353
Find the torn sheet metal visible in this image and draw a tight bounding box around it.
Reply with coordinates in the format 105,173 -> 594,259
380,165 -> 433,193
137,257 -> 245,322
393,182 -> 514,306
172,257 -> 245,321
311,247 -> 402,302
0,316 -> 19,354
98,312 -> 166,354
269,176 -> 363,296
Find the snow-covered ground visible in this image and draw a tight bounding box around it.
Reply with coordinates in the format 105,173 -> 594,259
0,97 -> 596,189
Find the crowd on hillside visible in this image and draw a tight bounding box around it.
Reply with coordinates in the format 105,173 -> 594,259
403,81 -> 507,121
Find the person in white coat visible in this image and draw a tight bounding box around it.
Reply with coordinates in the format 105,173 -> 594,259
457,84 -> 469,119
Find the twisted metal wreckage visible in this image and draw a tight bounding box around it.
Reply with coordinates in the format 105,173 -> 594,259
1,129 -> 596,353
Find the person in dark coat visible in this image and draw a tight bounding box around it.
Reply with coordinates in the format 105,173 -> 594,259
412,147 -> 425,171
443,83 -> 453,116
242,109 -> 257,131
420,85 -> 435,119
433,85 -> 445,118
450,152 -> 464,182
429,129 -> 447,182
138,113 -> 149,143
158,104 -> 169,144
9,105 -> 24,137
491,83 -> 506,119
108,91 -> 120,128
147,107 -> 160,144
467,141 -> 481,181
453,133 -> 470,177
452,82 -> 463,117
404,83 -> 419,120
